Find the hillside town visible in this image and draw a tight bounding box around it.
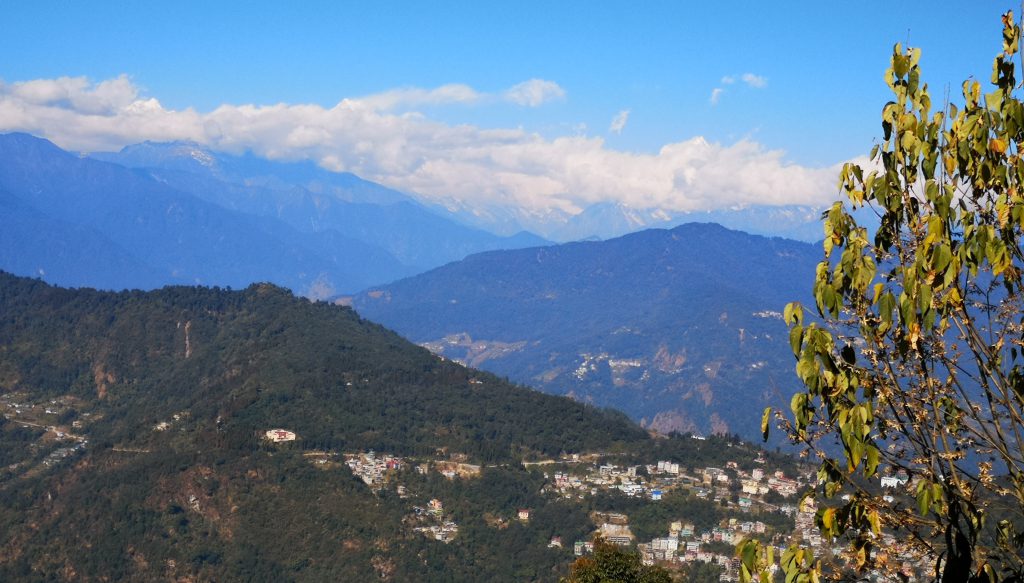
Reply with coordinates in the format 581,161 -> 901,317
1,385 -> 933,582
0,392 -> 90,477
320,441 -> 934,581
280,436 -> 813,579
542,452 -> 809,581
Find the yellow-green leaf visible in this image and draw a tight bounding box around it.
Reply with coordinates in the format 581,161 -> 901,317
761,407 -> 772,442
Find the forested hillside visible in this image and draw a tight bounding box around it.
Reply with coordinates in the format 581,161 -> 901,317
0,272 -> 655,581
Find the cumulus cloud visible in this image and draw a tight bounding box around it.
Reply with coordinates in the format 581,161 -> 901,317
0,76 -> 204,152
709,88 -> 725,105
0,75 -> 840,215
503,79 -> 566,106
7,75 -> 139,114
609,109 -> 630,134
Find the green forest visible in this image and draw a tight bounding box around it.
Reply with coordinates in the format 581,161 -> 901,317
0,272 -> 795,581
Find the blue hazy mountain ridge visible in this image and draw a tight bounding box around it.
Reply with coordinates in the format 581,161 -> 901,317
0,133 -> 400,294
90,141 -> 549,271
0,186 -> 165,289
90,140 -> 415,204
0,133 -> 547,294
352,223 -> 821,443
90,164 -> 418,282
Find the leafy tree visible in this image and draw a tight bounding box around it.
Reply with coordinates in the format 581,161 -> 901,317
561,538 -> 672,583
745,11 -> 1024,583
679,561 -> 723,583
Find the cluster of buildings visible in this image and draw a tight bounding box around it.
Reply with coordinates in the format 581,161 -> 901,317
337,449 -> 483,544
549,464 -> 659,499
637,518 -> 772,579
42,441 -> 87,467
344,450 -> 404,486
215,432 -> 932,578
410,498 -> 459,543
547,454 -> 816,580
752,496 -> 932,580
548,452 -> 937,580
1,392 -> 89,473
1,393 -> 83,427
154,411 -> 190,433
546,456 -> 807,512
339,449 -> 480,486
567,512 -> 776,581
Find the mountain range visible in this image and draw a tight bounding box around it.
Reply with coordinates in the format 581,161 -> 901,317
0,131 -> 838,302
0,130 -> 829,445
0,133 -> 544,296
0,131 -> 826,579
351,223 -> 821,444
89,141 -> 547,271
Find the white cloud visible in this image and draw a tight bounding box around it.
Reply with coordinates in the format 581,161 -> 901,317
7,75 -> 139,114
503,79 -> 566,106
609,109 -> 630,134
351,83 -> 482,110
0,75 -> 840,216
343,79 -> 565,111
741,73 -> 767,88
710,72 -> 766,107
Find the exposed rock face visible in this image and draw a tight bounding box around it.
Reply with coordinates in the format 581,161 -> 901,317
653,345 -> 686,374
646,410 -> 698,435
93,364 -> 115,400
709,413 -> 730,436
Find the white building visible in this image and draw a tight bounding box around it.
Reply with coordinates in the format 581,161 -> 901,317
265,428 -> 297,442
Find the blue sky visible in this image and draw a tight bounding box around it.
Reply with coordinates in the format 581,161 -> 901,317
1,1 -> 1018,215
